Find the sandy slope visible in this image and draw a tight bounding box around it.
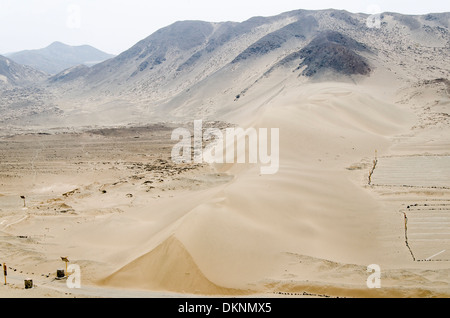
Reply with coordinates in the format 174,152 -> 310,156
1,60 -> 449,298
98,72 -> 449,297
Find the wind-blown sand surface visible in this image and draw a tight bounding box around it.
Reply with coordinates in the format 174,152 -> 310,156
1,74 -> 449,298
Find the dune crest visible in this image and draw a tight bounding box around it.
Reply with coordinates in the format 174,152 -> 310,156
99,235 -> 245,295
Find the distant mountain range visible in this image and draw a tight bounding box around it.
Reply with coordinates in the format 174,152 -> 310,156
5,42 -> 115,74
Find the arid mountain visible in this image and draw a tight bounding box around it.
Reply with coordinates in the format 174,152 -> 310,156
6,41 -> 115,74
1,9 -> 449,126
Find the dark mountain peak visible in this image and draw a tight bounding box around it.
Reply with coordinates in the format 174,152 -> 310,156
297,31 -> 372,77
272,30 -> 372,77
231,15 -> 319,63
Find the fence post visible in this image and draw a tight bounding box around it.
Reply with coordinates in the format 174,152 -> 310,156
3,263 -> 7,285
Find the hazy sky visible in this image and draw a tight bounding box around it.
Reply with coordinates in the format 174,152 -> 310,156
1,0 -> 449,55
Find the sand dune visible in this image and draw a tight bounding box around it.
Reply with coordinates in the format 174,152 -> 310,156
1,73 -> 449,298
1,9 -> 449,298
99,236 -> 244,295
70,80 -> 448,296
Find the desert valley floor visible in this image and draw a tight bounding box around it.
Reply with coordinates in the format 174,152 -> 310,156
0,79 -> 449,298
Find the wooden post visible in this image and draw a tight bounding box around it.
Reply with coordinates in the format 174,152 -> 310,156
3,263 -> 7,285
56,269 -> 65,278
61,257 -> 69,276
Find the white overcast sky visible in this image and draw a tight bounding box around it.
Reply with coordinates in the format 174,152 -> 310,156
0,0 -> 449,55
